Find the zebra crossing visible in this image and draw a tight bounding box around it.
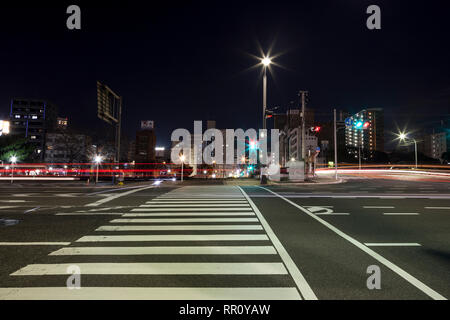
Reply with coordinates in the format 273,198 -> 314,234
0,186 -> 314,300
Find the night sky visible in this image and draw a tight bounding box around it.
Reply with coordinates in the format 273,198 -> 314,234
1,0 -> 449,149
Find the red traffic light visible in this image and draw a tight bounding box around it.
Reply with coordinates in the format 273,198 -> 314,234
313,126 -> 321,132
363,122 -> 370,128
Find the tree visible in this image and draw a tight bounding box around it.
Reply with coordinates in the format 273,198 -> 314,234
50,128 -> 89,164
441,151 -> 450,164
0,135 -> 34,163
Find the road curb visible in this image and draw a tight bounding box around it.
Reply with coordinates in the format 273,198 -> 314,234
268,178 -> 346,186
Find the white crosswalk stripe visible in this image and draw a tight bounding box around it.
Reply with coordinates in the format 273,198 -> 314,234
5,186 -> 308,300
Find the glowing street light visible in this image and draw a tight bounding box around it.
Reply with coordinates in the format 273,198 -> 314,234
94,155 -> 102,184
398,132 -> 418,169
261,57 -> 272,67
260,55 -> 272,130
10,155 -> 17,184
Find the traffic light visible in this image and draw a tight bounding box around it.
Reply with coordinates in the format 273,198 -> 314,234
265,109 -> 273,119
354,121 -> 370,129
310,126 -> 321,133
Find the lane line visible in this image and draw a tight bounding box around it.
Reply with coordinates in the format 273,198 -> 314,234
424,207 -> 450,210
364,243 -> 421,247
0,287 -> 301,300
238,186 -> 317,300
76,234 -> 269,242
383,213 -> 420,215
0,242 -> 70,246
96,225 -> 264,231
85,185 -> 155,207
363,206 -> 395,209
49,246 -> 278,255
24,206 -> 40,214
261,186 -> 446,300
111,218 -> 259,223
314,213 -> 350,216
11,262 -> 288,275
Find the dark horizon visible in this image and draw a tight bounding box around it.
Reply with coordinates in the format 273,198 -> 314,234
1,0 -> 449,149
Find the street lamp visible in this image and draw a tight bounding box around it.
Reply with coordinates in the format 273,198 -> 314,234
180,154 -> 185,182
261,56 -> 272,130
94,155 -> 102,184
399,132 -> 418,169
10,156 -> 17,184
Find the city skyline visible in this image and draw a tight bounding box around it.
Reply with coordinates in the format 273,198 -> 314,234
0,1 -> 449,148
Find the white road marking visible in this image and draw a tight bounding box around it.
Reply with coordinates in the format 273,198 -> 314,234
123,212 -> 255,217
0,287 -> 300,300
383,212 -> 420,215
238,186 -> 317,300
0,200 -> 27,203
56,212 -> 125,216
24,206 -> 40,213
424,207 -> 450,210
0,242 -> 70,246
131,208 -> 253,212
146,200 -> 247,205
96,225 -> 264,231
76,234 -> 269,242
50,246 -> 277,255
314,212 -> 350,216
111,218 -> 259,223
364,243 -> 421,247
139,204 -> 251,208
148,200 -> 248,203
157,198 -> 245,200
363,206 -> 395,209
85,185 -> 155,207
262,187 -> 446,300
89,207 -> 113,212
11,262 -> 287,275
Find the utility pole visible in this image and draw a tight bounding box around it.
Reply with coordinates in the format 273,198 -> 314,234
263,67 -> 267,130
299,90 -> 308,161
359,145 -> 362,170
334,109 -> 338,181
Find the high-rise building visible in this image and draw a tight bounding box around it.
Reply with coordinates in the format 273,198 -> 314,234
135,129 -> 156,163
9,98 -> 58,160
420,131 -> 447,160
345,108 -> 384,159
56,117 -> 68,129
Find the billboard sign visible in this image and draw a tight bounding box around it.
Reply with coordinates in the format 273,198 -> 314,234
97,81 -> 121,125
141,120 -> 154,129
0,120 -> 10,136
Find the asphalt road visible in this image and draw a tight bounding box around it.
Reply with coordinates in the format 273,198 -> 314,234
0,177 -> 448,300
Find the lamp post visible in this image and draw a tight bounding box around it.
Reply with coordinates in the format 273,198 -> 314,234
10,156 -> 17,184
180,154 -> 185,182
94,155 -> 102,184
261,57 -> 271,130
399,133 -> 418,169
